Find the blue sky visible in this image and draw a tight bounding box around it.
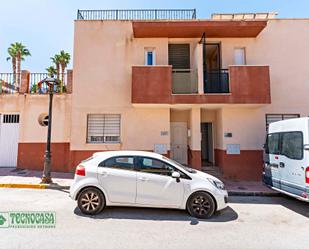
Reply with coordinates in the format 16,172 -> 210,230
0,0 -> 308,72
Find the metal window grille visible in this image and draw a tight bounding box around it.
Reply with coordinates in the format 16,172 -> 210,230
2,114 -> 20,124
265,114 -> 300,131
87,114 -> 121,143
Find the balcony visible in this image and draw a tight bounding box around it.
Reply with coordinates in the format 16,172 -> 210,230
172,69 -> 198,94
204,69 -> 229,94
132,65 -> 271,104
132,66 -> 172,104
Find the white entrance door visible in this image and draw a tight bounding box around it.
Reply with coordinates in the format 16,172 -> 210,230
170,122 -> 188,165
0,114 -> 20,167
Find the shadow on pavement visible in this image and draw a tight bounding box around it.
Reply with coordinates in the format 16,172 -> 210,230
74,206 -> 238,225
229,195 -> 309,218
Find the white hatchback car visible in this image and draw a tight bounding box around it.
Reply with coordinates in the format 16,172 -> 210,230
70,151 -> 228,219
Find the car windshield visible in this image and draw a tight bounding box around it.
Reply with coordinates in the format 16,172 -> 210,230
162,157 -> 196,173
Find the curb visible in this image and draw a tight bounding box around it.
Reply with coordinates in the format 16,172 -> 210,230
0,183 -> 70,190
228,191 -> 281,197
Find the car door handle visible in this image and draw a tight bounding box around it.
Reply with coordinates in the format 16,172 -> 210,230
269,163 -> 279,168
138,177 -> 149,182
279,162 -> 285,168
100,171 -> 108,176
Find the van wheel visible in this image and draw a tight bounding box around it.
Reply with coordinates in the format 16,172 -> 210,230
77,187 -> 105,215
187,191 -> 215,219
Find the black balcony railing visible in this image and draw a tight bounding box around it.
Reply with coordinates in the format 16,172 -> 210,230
77,9 -> 197,21
204,69 -> 229,93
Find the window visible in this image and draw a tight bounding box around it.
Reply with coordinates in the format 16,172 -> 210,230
100,156 -> 135,170
266,114 -> 300,131
234,47 -> 246,65
168,44 -> 190,69
3,114 -> 19,123
265,133 -> 280,154
87,114 -> 120,143
281,132 -> 303,160
266,132 -> 303,160
144,48 -> 156,65
136,157 -> 174,176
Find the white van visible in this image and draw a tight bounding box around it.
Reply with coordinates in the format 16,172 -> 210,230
263,117 -> 309,202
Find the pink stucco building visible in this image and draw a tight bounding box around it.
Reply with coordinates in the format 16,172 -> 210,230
1,10 -> 308,180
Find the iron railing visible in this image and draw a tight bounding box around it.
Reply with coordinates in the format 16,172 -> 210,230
0,73 -> 20,94
204,69 -> 230,93
29,73 -> 67,94
77,9 -> 197,20
172,69 -> 198,94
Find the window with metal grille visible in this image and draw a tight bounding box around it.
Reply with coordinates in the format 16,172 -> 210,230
2,114 -> 20,124
265,114 -> 300,131
87,114 -> 121,143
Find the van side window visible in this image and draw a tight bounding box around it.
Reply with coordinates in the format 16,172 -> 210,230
281,132 -> 303,160
266,133 -> 280,154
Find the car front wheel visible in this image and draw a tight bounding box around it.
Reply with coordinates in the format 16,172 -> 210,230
77,187 -> 105,215
187,191 -> 216,219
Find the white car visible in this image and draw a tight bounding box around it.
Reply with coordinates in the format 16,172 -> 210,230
70,151 -> 228,219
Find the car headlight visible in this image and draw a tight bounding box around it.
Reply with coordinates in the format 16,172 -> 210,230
207,178 -> 225,190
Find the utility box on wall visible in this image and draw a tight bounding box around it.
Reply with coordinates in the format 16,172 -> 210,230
226,144 -> 240,155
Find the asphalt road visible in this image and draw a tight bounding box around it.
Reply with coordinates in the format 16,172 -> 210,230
0,188 -> 308,249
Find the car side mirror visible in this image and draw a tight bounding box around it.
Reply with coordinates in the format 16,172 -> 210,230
172,171 -> 181,183
304,144 -> 309,151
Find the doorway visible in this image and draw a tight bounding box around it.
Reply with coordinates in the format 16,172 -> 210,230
170,122 -> 188,165
203,43 -> 229,93
0,114 -> 20,167
201,122 -> 214,166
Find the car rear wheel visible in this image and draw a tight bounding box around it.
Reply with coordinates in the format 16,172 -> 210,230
187,191 -> 215,219
77,187 -> 105,215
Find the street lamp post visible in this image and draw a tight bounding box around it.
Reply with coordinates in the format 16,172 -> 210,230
41,76 -> 59,184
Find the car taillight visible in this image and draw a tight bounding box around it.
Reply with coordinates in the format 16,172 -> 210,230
306,167 -> 309,184
75,165 -> 85,176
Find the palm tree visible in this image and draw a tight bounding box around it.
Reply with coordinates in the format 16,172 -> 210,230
6,47 -> 18,86
58,50 -> 71,93
46,66 -> 57,77
7,43 -> 31,87
50,54 -> 61,80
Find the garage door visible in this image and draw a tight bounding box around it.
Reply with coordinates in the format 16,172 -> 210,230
0,114 -> 20,167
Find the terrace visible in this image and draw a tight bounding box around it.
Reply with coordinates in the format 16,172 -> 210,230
0,70 -> 73,94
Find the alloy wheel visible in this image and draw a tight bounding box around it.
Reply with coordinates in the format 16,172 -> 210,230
81,191 -> 100,212
191,195 -> 211,216
77,188 -> 105,215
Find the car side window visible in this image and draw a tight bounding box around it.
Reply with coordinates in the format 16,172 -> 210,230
280,132 -> 303,160
136,157 -> 188,178
266,133 -> 280,155
137,157 -> 173,176
99,156 -> 135,170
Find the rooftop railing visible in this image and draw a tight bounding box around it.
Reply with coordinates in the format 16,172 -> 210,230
77,9 -> 197,21
29,73 -> 67,94
0,73 -> 20,94
0,72 -> 70,94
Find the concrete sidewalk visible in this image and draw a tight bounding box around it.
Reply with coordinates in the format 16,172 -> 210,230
202,166 -> 279,196
0,167 -> 279,196
0,167 -> 73,190
223,179 -> 279,196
